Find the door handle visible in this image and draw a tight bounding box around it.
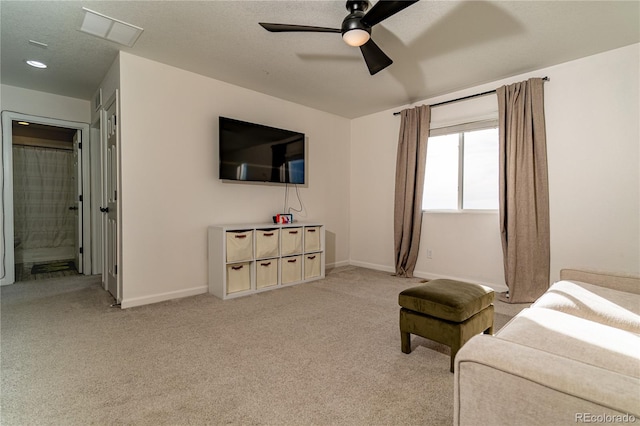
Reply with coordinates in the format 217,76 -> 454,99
69,206 -> 79,211
100,207 -> 109,213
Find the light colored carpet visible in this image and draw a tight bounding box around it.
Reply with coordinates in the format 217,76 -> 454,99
1,266 -> 525,425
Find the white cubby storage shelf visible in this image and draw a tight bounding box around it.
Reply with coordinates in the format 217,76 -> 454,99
208,223 -> 325,300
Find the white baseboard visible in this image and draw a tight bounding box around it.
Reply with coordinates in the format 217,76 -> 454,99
411,270 -> 508,293
348,260 -> 508,293
118,262 -> 507,308
326,260 -> 350,270
349,260 -> 395,274
121,285 -> 208,309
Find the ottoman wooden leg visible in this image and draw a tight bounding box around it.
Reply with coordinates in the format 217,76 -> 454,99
450,332 -> 463,373
401,331 -> 412,354
450,346 -> 460,373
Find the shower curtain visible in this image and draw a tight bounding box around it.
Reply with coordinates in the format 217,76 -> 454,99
12,145 -> 76,264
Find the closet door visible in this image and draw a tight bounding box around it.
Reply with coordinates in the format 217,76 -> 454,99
104,92 -> 120,302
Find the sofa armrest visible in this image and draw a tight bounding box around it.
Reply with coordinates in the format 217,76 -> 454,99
560,268 -> 640,295
454,335 -> 640,426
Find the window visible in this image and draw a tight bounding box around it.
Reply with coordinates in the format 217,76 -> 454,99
423,126 -> 499,211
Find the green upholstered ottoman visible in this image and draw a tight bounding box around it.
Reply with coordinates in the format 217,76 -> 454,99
398,279 -> 495,372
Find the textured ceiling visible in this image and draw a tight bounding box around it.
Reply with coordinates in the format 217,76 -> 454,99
1,1 -> 638,118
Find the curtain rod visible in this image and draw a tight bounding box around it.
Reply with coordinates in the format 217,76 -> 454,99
13,141 -> 73,151
393,76 -> 549,116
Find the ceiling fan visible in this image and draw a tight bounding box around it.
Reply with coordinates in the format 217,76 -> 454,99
259,0 -> 419,75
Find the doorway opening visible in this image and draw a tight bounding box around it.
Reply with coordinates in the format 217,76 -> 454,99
1,111 -> 91,286
12,121 -> 80,281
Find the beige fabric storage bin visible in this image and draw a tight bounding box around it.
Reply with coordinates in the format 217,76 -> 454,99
281,255 -> 302,284
256,259 -> 278,289
226,230 -> 253,262
226,262 -> 251,294
304,253 -> 321,279
255,229 -> 279,259
281,228 -> 302,256
304,226 -> 321,252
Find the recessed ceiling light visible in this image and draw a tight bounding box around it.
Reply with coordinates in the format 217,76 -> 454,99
26,60 -> 47,69
17,121 -> 30,126
79,7 -> 143,47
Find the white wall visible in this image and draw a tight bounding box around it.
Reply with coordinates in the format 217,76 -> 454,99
1,85 -> 90,123
92,54 -> 120,124
3,44 -> 637,304
118,52 -> 351,307
545,44 -> 639,278
350,44 -> 640,289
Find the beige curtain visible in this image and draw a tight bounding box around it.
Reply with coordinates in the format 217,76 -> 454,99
394,105 -> 430,277
497,78 -> 550,303
12,145 -> 76,263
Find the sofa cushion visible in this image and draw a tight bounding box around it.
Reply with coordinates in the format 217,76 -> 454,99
495,308 -> 640,379
532,280 -> 640,334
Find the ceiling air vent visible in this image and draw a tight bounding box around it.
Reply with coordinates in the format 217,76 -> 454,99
79,7 -> 143,47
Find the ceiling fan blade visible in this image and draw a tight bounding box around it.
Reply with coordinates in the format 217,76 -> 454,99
359,38 -> 393,75
360,0 -> 420,27
259,23 -> 341,33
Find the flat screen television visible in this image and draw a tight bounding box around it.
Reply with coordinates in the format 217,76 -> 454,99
218,117 -> 306,184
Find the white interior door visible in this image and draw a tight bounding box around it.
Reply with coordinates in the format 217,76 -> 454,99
104,95 -> 119,301
72,131 -> 83,273
90,115 -> 103,276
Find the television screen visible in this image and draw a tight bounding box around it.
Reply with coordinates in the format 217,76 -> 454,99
219,117 -> 305,184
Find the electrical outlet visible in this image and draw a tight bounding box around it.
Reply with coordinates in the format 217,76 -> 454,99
426,249 -> 432,259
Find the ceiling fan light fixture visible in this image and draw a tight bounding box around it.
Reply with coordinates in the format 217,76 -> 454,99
342,29 -> 370,47
259,0 -> 418,74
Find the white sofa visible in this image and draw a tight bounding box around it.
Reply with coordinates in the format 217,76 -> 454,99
454,269 -> 640,426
